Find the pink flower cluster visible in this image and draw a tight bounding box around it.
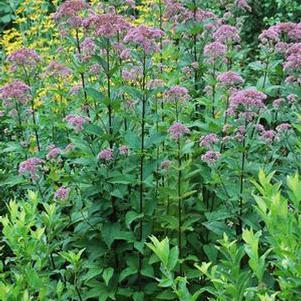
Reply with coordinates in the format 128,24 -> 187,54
164,0 -> 216,24
213,25 -> 240,44
45,61 -> 72,78
283,43 -> 301,72
65,114 -> 88,132
54,186 -> 70,200
228,88 -> 267,115
80,38 -> 96,61
46,145 -> 62,160
217,71 -> 244,87
276,123 -> 292,133
54,0 -> 89,28
164,85 -> 189,103
168,122 -> 190,140
124,25 -> 164,53
98,148 -> 113,161
0,80 -> 31,106
259,22 -> 300,44
201,150 -> 221,165
199,133 -> 219,148
19,157 -> 44,179
119,145 -> 129,155
86,13 -> 130,38
204,42 -> 227,62
7,48 -> 40,69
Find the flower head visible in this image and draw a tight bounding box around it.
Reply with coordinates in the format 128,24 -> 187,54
124,25 -> 164,53
168,122 -> 190,140
54,0 -> 89,28
213,25 -> 240,44
164,85 -> 189,103
65,114 -> 88,132
54,186 -> 70,200
217,71 -> 244,87
86,13 -> 130,38
97,148 -> 113,161
228,88 -> 267,115
204,42 -> 227,62
119,145 -> 129,155
0,80 -> 31,106
201,151 -> 221,165
46,146 -> 62,160
199,133 -> 219,148
19,157 -> 44,180
7,48 -> 40,69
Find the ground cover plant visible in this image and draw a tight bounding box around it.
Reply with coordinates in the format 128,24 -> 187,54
0,0 -> 300,300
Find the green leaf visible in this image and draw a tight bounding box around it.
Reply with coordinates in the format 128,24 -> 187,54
102,267 -> 114,286
125,211 -> 144,229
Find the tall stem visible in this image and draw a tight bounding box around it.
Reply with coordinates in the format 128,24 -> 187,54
237,129 -> 246,235
138,52 -> 147,283
106,39 -> 113,148
22,66 -> 40,151
177,139 -> 183,275
75,30 -> 89,117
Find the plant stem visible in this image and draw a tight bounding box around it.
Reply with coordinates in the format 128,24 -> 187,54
138,52 -> 147,284
75,30 -> 89,117
106,39 -> 113,148
237,131 -> 246,236
177,139 -> 183,275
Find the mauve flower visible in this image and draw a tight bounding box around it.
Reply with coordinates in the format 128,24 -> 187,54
7,48 -> 40,68
213,25 -> 240,44
255,124 -> 265,133
182,66 -> 192,74
288,23 -> 301,41
97,148 -> 113,161
168,122 -> 190,140
120,49 -> 131,60
65,114 -> 88,132
119,145 -> 129,155
201,151 -> 221,165
121,67 -> 142,81
199,133 -> 219,148
260,130 -> 278,143
276,123 -> 291,133
46,146 -> 62,160
54,186 -> 70,200
80,37 -> 96,61
19,157 -> 44,179
124,24 -> 164,53
70,84 -> 82,95
147,79 -> 164,89
283,43 -> 301,72
89,63 -> 101,74
45,61 -> 72,78
287,94 -> 297,103
259,26 -> 280,44
204,42 -> 227,62
228,88 -> 267,115
160,160 -> 172,169
164,85 -> 189,103
54,0 -> 89,28
86,13 -> 130,38
0,80 -> 31,106
273,98 -> 284,108
217,71 -> 244,87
